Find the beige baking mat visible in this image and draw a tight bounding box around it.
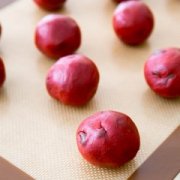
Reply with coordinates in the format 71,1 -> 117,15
0,0 -> 179,179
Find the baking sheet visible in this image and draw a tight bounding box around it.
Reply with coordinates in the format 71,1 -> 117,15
0,0 -> 179,179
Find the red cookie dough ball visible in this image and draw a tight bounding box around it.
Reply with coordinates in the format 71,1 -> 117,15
35,14 -> 81,59
113,1 -> 154,45
113,0 -> 138,4
0,57 -> 6,87
46,54 -> 99,106
0,24 -> 1,39
144,48 -> 180,98
34,0 -> 66,11
76,111 -> 140,167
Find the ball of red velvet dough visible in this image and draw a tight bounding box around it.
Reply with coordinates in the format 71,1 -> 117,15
34,0 -> 66,11
113,0 -> 138,4
46,54 -> 99,106
76,111 -> 140,167
0,23 -> 2,39
35,14 -> 81,59
0,57 -> 6,87
144,48 -> 180,98
113,1 -> 154,45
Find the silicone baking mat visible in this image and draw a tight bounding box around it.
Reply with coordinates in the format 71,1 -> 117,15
0,0 -> 179,179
